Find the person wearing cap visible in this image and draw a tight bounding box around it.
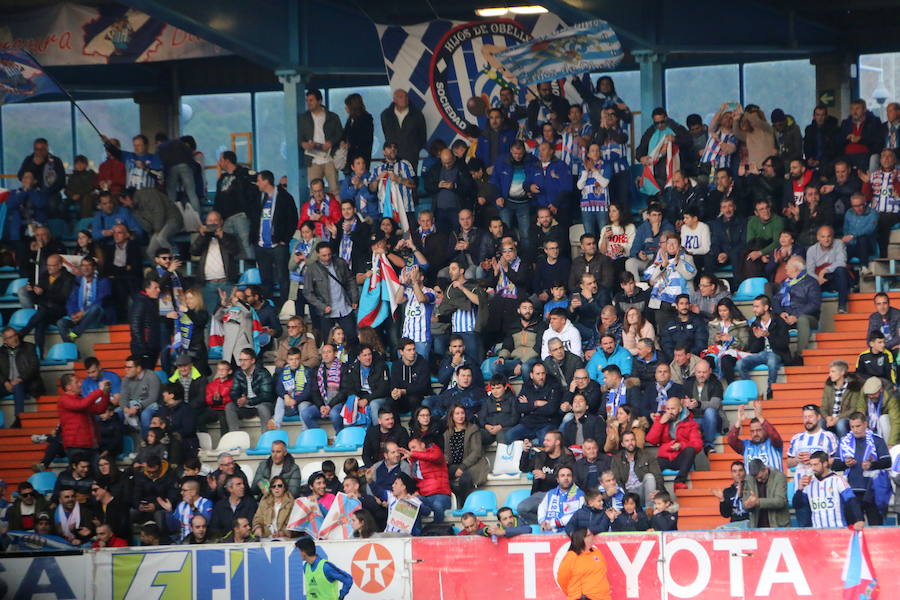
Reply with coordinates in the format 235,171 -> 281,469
34,511 -> 55,535
6,481 -> 49,531
859,377 -> 900,446
741,458 -> 790,528
90,476 -> 131,541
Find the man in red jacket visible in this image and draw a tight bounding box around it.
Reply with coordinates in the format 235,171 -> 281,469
401,438 -> 452,523
646,397 -> 702,490
57,373 -> 111,463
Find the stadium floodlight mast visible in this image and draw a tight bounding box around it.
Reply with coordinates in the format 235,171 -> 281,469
475,5 -> 549,17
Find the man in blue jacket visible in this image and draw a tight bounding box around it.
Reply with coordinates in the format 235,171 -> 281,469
490,141 -> 535,246
476,108 -> 517,173
773,255 -> 821,357
57,257 -> 112,342
586,335 -> 632,382
525,142 -> 575,230
91,191 -> 144,245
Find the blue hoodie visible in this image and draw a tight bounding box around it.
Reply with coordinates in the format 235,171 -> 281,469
586,344 -> 633,382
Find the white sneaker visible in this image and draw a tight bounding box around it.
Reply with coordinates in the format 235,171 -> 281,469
30,434 -> 48,444
860,266 -> 871,276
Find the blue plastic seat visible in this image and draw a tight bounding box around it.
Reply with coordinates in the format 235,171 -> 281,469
452,489 -> 498,517
28,471 -> 58,495
238,268 -> 262,286
330,426 -> 366,452
155,370 -> 168,384
504,489 -> 532,516
73,217 -> 93,236
41,342 -> 78,366
117,436 -> 135,460
723,380 -> 758,405
732,277 -> 767,302
0,277 -> 29,302
821,291 -> 839,299
47,218 -> 68,240
290,428 -> 328,453
247,429 -> 290,455
661,469 -> 679,477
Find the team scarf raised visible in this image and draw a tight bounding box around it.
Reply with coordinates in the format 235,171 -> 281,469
839,430 -> 877,463
281,365 -> 308,397
316,359 -> 342,400
495,257 -> 521,299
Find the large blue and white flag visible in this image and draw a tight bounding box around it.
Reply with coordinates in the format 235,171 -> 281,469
0,50 -> 63,105
376,14 -> 591,143
493,19 -> 622,86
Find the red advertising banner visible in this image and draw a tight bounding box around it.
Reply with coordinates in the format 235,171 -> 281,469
412,528 -> 897,600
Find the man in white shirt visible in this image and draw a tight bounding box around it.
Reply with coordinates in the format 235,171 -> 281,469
190,211 -> 240,312
300,89 -> 343,193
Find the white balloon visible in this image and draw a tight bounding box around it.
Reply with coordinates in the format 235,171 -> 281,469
180,103 -> 193,124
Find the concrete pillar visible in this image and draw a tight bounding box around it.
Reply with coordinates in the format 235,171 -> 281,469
811,54 -> 856,120
635,51 -> 666,122
277,70 -> 305,205
134,92 -> 178,144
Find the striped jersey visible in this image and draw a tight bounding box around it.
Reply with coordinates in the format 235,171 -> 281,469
451,306 -> 477,333
699,129 -> 737,171
803,472 -> 854,528
402,286 -> 435,342
741,439 -> 784,472
370,159 -> 416,212
788,429 -> 838,486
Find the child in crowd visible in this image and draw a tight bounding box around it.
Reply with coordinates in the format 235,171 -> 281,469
650,490 -> 678,531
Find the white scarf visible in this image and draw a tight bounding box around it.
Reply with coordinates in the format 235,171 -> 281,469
56,502 -> 81,539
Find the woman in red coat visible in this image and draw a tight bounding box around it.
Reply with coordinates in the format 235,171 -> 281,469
58,374 -> 110,460
645,397 -> 703,490
401,437 -> 452,523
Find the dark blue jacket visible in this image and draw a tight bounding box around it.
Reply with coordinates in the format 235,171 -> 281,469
611,510 -> 651,532
517,380 -> 563,428
476,127 -> 517,168
92,206 -> 145,243
432,385 -> 484,422
5,188 -> 48,241
638,381 -> 685,418
660,314 -> 708,359
772,272 -> 821,319
564,504 -> 610,534
524,159 -> 574,208
273,366 -> 313,403
490,153 -> 536,201
709,215 -> 748,259
839,110 -> 884,155
66,276 -> 114,324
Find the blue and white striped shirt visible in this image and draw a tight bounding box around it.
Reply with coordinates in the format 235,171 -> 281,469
370,159 -> 416,213
788,430 -> 838,486
803,472 -> 853,528
402,287 -> 435,342
741,438 -> 784,472
451,307 -> 477,333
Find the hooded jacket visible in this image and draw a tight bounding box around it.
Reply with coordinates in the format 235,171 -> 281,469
230,364 -> 275,406
498,320 -> 541,363
540,320 -> 583,360
390,355 -> 431,398
646,409 -> 703,461
132,460 -> 179,508
585,343 -> 633,382
339,357 -> 390,401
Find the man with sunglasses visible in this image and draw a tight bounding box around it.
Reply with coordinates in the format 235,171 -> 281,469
6,481 -> 49,531
635,107 -> 692,189
91,476 -> 131,541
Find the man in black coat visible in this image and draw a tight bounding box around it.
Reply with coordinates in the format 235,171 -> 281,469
102,224 -> 144,321
17,138 -> 65,214
129,278 -> 162,370
253,170 -> 298,311
713,461 -> 750,523
208,474 -> 258,537
190,211 -> 241,312
361,406 -> 410,467
381,89 -> 427,170
526,83 -> 570,137
736,295 -> 792,399
18,253 -> 74,355
0,328 -> 43,427
215,150 -> 259,260
17,225 -> 67,286
411,210 -> 451,283
803,105 -> 841,171
331,200 -> 372,275
389,339 -> 431,414
339,345 -> 391,424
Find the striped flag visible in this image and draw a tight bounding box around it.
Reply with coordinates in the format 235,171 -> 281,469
638,137 -> 680,196
357,253 -> 403,328
842,530 -> 878,599
318,492 -> 362,540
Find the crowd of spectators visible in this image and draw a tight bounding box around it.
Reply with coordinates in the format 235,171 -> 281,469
3,77 -> 900,545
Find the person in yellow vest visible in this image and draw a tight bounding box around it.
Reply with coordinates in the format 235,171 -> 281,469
297,537 -> 353,600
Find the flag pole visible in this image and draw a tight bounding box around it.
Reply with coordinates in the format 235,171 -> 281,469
22,50 -> 104,138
